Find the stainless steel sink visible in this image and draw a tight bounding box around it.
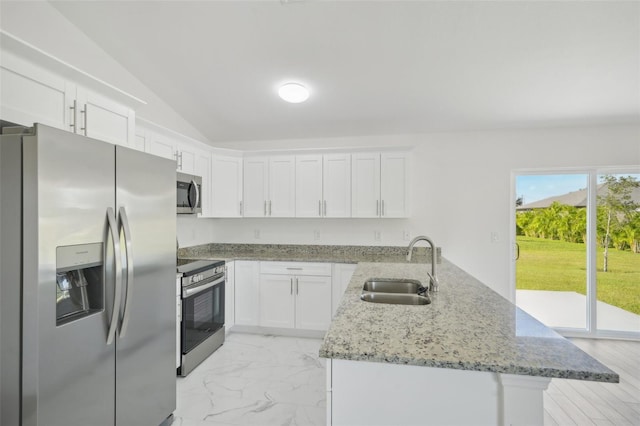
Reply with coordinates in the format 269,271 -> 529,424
360,293 -> 431,305
363,278 -> 423,294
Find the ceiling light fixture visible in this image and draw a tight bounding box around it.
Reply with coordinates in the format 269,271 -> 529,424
278,82 -> 310,103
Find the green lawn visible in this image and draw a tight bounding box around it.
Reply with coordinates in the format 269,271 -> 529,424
516,236 -> 640,315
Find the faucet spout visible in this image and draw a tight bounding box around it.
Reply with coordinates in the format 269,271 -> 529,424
406,235 -> 439,291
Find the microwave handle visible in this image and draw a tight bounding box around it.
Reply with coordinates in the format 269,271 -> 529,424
190,179 -> 200,212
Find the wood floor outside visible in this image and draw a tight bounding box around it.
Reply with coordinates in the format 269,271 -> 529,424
544,338 -> 640,425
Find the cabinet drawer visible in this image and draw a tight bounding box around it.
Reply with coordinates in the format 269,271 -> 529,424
259,261 -> 332,276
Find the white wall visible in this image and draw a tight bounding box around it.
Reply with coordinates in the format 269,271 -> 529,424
183,124 -> 639,299
0,1 -> 208,142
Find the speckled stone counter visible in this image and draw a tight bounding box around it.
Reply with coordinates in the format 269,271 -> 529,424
178,243 -> 439,264
319,260 -> 619,383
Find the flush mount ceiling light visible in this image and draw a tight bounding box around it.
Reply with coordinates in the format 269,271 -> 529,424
278,82 -> 310,103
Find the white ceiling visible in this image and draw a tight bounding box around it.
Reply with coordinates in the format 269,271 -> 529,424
51,1 -> 639,143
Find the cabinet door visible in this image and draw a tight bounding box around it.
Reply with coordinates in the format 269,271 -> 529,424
1,51 -> 74,130
243,157 -> 269,217
381,152 -> 409,218
211,155 -> 243,217
331,264 -> 357,316
225,262 -> 235,333
324,154 -> 351,218
133,129 -> 148,153
194,148 -> 212,217
296,275 -> 332,331
146,131 -> 178,163
296,155 -> 323,217
259,274 -> 295,328
269,156 -> 296,217
351,153 -> 381,218
234,261 -> 260,326
176,142 -> 197,174
76,87 -> 135,147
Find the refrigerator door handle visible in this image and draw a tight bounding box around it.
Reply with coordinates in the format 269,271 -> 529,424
106,207 -> 123,345
118,207 -> 134,338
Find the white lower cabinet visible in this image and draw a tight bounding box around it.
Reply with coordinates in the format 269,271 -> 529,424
234,261 -> 260,326
259,274 -> 295,328
259,262 -> 332,331
331,263 -> 357,316
224,261 -> 235,333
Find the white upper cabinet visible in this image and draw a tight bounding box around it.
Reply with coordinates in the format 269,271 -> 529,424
351,151 -> 410,218
380,152 -> 410,218
0,41 -> 138,148
243,156 -> 295,217
75,87 -> 135,147
268,156 -> 296,217
351,152 -> 381,218
295,155 -> 323,217
323,153 -> 351,217
243,157 -> 269,217
296,154 -> 351,218
211,155 -> 243,217
1,51 -> 74,130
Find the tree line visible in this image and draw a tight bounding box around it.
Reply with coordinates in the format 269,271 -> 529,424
516,176 -> 640,255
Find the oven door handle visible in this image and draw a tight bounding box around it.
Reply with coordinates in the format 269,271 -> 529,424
182,276 -> 224,298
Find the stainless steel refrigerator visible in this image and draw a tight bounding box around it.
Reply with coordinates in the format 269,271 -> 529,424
1,123 -> 176,426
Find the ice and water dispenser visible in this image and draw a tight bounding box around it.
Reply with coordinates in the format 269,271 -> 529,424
56,243 -> 104,325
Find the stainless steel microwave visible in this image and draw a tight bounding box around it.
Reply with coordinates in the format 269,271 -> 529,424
177,172 -> 202,214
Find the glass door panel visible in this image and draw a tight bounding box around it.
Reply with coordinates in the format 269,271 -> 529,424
515,174 -> 589,329
595,173 -> 640,333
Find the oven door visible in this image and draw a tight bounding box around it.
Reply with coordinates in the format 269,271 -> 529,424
181,274 -> 225,354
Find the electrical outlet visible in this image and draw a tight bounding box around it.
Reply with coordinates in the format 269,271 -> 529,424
314,230 -> 321,241
491,231 -> 499,243
254,229 -> 261,239
403,230 -> 411,241
374,230 -> 381,242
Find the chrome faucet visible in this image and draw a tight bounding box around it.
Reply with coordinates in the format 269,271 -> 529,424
406,235 -> 440,291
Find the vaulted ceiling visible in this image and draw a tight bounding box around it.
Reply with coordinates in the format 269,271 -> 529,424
51,1 -> 639,142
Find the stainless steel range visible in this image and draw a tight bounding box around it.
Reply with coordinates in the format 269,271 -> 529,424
177,259 -> 226,376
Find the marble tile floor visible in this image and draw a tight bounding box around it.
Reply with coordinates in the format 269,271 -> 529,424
173,333 -> 326,426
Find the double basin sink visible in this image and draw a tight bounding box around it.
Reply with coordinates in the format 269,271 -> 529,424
360,278 -> 431,306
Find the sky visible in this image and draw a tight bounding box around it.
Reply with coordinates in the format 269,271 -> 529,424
516,173 -> 640,205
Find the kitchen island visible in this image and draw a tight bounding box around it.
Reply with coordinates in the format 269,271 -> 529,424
179,243 -> 618,425
319,260 -> 618,426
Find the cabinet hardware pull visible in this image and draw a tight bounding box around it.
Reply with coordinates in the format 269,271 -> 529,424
69,100 -> 77,131
239,201 -> 243,216
264,200 -> 267,216
376,200 -> 379,216
318,200 -> 321,217
80,107 -> 87,135
286,267 -> 303,270
290,278 -> 293,295
382,200 -> 385,216
295,277 -> 299,295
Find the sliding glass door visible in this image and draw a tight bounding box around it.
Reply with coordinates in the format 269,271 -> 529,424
513,169 -> 639,338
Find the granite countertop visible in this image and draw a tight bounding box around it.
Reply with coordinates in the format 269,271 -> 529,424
177,243 -> 438,264
319,260 -> 619,383
177,243 -> 618,383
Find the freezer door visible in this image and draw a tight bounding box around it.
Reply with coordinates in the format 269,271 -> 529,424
22,124 -> 116,426
115,146 -> 177,425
